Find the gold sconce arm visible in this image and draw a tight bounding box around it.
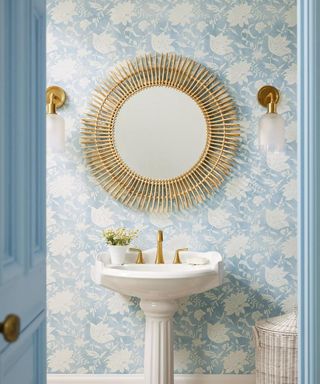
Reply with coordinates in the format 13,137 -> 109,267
46,85 -> 66,114
130,248 -> 144,264
173,248 -> 188,264
257,85 -> 280,114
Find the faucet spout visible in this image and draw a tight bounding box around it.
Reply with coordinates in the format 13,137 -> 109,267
155,230 -> 165,264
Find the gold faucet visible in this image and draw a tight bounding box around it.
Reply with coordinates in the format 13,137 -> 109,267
155,230 -> 165,264
173,248 -> 188,264
130,248 -> 144,264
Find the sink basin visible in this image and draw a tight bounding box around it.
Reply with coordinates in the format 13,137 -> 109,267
92,253 -> 223,300
91,250 -> 223,384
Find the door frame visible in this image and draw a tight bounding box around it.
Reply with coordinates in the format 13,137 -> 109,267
23,0 -> 319,382
298,0 -> 320,383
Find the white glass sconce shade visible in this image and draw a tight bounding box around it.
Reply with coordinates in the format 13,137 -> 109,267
46,85 -> 66,153
257,85 -> 285,153
258,112 -> 285,153
46,113 -> 65,153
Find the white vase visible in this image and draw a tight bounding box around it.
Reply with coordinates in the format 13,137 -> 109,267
108,245 -> 128,265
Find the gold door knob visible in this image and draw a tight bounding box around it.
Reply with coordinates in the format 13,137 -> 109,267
0,314 -> 20,343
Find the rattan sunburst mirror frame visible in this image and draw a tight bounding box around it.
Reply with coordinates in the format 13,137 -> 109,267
81,54 -> 239,212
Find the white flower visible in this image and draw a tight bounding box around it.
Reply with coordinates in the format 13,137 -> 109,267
282,237 -> 297,258
192,338 -> 203,347
225,176 -> 250,200
50,58 -> 77,82
253,196 -> 264,206
283,179 -> 297,201
77,309 -> 87,320
197,21 -> 207,32
106,349 -> 132,372
92,32 -> 116,54
76,367 -> 88,374
210,34 -> 233,56
47,207 -> 56,228
194,309 -> 205,321
267,153 -> 289,172
255,22 -> 266,33
225,234 -> 248,258
286,121 -> 297,143
226,61 -> 251,84
110,2 -> 135,25
224,350 -> 248,373
49,174 -> 77,198
252,253 -> 264,264
49,290 -> 75,314
166,233 -> 190,250
168,2 -> 193,25
208,208 -> 230,229
253,49 -> 264,60
47,30 -> 57,53
227,4 -> 252,27
51,0 -> 76,24
195,49 -> 206,58
207,323 -> 229,343
80,20 -> 90,30
268,35 -> 291,57
285,63 -> 297,85
78,193 -> 89,204
47,326 -> 55,343
151,33 -> 174,53
107,293 -> 130,314
48,348 -> 74,372
90,322 -> 114,344
138,20 -> 149,31
266,208 -> 288,230
265,266 -> 287,287
49,233 -> 75,257
281,294 -> 297,312
47,265 -> 55,285
91,206 -> 114,228
175,349 -> 190,372
285,6 -> 297,27
224,292 -> 249,316
149,213 -> 172,228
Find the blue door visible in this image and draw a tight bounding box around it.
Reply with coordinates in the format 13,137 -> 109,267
0,0 -> 46,383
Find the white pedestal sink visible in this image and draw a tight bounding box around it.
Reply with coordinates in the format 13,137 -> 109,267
91,251 -> 223,384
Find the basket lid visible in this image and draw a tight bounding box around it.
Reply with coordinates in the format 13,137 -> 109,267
255,312 -> 297,334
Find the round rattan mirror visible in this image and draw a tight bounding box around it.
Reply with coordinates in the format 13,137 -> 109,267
81,54 -> 239,212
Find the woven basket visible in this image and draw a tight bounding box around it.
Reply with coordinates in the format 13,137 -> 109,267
253,312 -> 297,384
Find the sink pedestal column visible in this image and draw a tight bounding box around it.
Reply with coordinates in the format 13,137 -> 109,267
140,300 -> 178,384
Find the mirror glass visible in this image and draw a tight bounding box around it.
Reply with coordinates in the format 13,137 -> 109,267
114,87 -> 207,180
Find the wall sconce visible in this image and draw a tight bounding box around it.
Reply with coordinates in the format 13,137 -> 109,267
46,86 -> 66,153
257,85 -> 285,153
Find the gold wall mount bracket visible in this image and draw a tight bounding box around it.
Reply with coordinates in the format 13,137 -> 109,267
46,85 -> 66,114
257,85 -> 280,108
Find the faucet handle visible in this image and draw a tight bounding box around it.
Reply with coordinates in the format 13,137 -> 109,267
173,248 -> 188,264
130,248 -> 144,264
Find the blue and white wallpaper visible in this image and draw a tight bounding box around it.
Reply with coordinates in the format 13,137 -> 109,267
47,0 -> 297,374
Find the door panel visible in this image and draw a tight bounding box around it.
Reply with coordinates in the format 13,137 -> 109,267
0,0 -> 46,382
0,313 -> 45,384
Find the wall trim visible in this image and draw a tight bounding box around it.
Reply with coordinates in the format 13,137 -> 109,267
47,374 -> 255,384
298,0 -> 320,383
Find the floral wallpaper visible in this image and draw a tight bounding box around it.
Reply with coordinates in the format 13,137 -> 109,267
47,0 -> 297,375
